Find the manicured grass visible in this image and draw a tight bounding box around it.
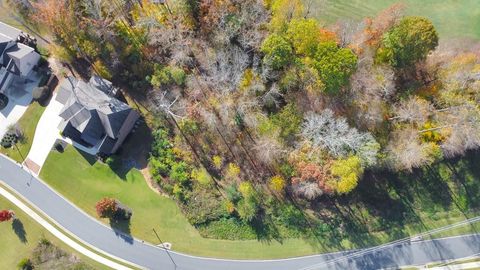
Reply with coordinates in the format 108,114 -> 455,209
40,146 -> 480,259
41,147 -> 328,259
0,103 -> 46,163
310,0 -> 480,40
0,195 -> 107,269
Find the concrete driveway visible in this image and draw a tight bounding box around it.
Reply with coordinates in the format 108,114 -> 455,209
24,92 -> 64,174
0,72 -> 40,139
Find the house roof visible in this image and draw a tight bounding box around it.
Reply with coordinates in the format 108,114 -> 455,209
6,43 -> 35,60
0,22 -> 39,77
58,76 -> 134,149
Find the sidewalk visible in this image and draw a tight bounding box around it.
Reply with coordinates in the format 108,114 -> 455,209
0,184 -> 133,270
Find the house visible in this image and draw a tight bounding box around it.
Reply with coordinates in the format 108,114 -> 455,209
56,76 -> 140,155
0,22 -> 40,91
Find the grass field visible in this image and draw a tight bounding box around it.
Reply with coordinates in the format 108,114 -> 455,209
310,0 -> 480,40
40,146 -> 480,259
0,103 -> 46,163
0,195 -> 106,269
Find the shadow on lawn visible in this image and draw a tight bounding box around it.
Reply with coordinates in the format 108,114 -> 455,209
299,149 -> 480,252
12,218 -> 27,243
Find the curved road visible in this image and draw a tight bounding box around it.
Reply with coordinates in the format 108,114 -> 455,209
1,155 -> 480,270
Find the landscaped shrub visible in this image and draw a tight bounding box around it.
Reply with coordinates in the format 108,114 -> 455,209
1,132 -> 18,148
95,198 -> 132,221
0,210 -> 14,222
17,258 -> 33,270
0,93 -> 8,110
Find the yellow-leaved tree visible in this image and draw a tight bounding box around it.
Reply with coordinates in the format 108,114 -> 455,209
331,156 -> 364,194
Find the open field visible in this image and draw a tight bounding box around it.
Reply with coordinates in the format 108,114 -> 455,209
309,0 -> 480,39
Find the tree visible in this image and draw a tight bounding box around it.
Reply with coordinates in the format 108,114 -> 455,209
312,41 -> 358,94
301,109 -> 379,164
392,96 -> 433,125
292,181 -> 323,200
95,198 -> 132,220
386,128 -> 441,171
261,34 -> 293,70
0,210 -> 14,222
377,16 -> 438,68
331,156 -> 363,194
286,18 -> 321,56
268,0 -> 304,31
95,198 -> 118,219
253,135 -> 284,165
237,197 -> 258,222
269,175 -> 286,192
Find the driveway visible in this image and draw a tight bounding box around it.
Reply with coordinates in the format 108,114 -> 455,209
0,72 -> 40,139
2,154 -> 480,270
23,92 -> 64,174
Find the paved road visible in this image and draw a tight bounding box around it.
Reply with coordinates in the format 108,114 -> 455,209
1,155 -> 480,270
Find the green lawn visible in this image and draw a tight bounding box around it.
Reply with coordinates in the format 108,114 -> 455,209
0,103 -> 46,163
310,0 -> 480,40
0,195 -> 107,269
40,146 -> 480,259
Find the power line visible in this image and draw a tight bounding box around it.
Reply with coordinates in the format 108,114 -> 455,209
152,228 -> 177,269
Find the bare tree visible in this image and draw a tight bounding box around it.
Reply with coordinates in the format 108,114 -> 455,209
391,96 -> 433,125
386,128 -> 438,171
301,109 -> 379,164
292,181 -> 323,200
253,135 -> 285,165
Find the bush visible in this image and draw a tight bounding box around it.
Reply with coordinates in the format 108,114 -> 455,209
95,197 -> 132,220
169,162 -> 191,184
148,64 -> 186,87
276,204 -> 307,229
150,129 -> 175,177
0,93 -> 8,110
32,86 -> 49,102
95,198 -> 117,219
225,184 -> 242,203
183,186 -> 228,225
198,218 -> 257,240
1,132 -> 18,148
191,167 -> 212,186
17,258 -> 33,270
237,198 -> 259,223
269,175 -> 286,192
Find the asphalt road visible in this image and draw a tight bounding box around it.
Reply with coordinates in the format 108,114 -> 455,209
1,155 -> 480,270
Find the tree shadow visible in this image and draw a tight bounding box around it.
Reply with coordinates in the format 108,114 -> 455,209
12,219 -> 27,243
109,218 -> 134,244
250,213 -> 283,244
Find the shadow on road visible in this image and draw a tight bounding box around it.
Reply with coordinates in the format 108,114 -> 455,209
109,218 -> 134,244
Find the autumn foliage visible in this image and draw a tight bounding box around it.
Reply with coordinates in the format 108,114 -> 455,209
0,210 -> 14,222
95,198 -> 118,219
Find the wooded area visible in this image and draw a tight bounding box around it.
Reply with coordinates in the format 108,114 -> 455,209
9,0 -> 480,241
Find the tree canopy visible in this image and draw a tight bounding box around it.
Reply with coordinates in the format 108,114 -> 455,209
377,16 -> 439,68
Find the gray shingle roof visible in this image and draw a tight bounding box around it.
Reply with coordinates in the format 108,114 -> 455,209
58,76 -> 134,149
